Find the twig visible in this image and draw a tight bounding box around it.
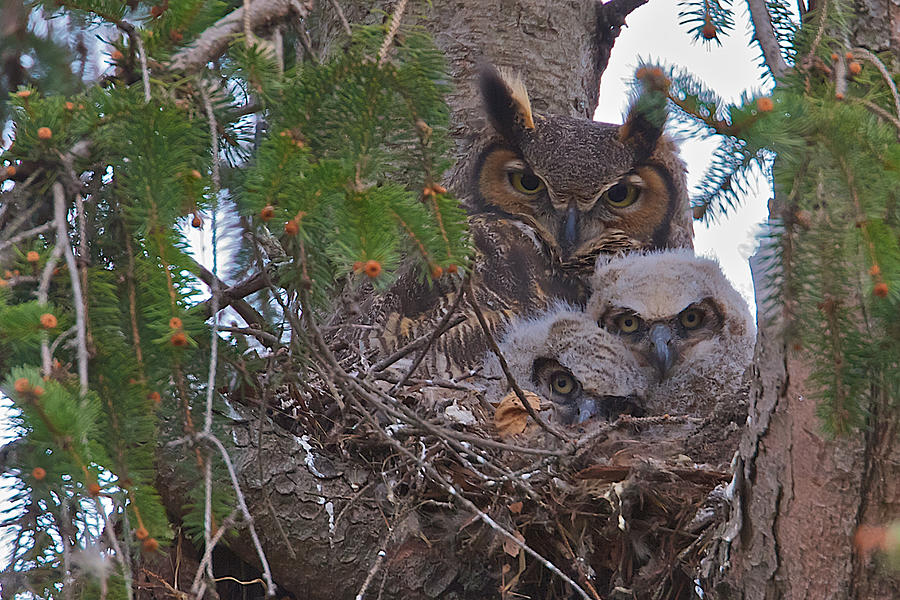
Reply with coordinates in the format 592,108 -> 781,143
371,314 -> 467,373
805,0 -> 828,61
37,244 -> 63,375
389,280 -> 468,391
198,432 -> 277,596
49,326 -> 77,358
745,0 -> 790,79
0,222 -> 54,253
218,325 -> 281,346
191,510 -> 240,596
52,183 -> 88,397
200,85 -> 222,595
133,33 -> 151,103
856,99 -> 900,139
354,526 -> 392,600
464,279 -> 570,443
377,0 -> 407,65
852,47 -> 900,122
170,0 -> 304,72
329,0 -> 352,37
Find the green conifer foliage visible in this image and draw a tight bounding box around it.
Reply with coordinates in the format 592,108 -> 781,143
0,2 -> 467,595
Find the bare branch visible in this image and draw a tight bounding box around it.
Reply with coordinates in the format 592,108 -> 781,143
0,222 -> 54,253
852,47 -> 900,122
52,183 -> 88,396
377,0 -> 408,65
465,279 -> 572,443
169,0 -> 306,72
594,0 -> 648,82
370,314 -> 466,373
745,0 -> 790,79
328,0 -> 352,37
198,431 -> 277,596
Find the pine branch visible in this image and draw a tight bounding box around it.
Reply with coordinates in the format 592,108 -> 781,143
169,0 -> 305,72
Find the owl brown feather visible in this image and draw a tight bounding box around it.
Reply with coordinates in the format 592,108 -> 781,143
326,67 -> 693,379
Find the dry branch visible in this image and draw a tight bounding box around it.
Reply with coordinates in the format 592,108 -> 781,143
169,0 -> 307,72
745,0 -> 790,79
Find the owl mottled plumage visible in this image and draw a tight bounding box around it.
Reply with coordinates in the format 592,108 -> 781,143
494,306 -> 647,425
588,250 -> 756,414
328,67 -> 693,378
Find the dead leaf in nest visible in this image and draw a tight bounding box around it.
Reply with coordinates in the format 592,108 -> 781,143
494,391 -> 543,437
502,530 -> 525,557
508,501 -> 523,514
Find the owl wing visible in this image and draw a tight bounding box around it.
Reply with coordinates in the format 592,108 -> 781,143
327,213 -> 583,379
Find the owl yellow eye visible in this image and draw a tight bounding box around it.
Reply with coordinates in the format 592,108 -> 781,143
601,181 -> 639,208
680,308 -> 704,329
509,171 -> 545,194
617,314 -> 642,333
550,371 -> 577,395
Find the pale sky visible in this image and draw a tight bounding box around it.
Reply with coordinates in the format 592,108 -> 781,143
595,0 -> 771,306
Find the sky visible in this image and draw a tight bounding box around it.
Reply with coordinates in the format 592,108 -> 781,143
595,0 -> 771,306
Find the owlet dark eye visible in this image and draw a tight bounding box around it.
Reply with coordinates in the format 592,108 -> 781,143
509,171 -> 545,194
617,314 -> 642,333
602,181 -> 639,208
550,371 -> 577,395
680,308 -> 704,329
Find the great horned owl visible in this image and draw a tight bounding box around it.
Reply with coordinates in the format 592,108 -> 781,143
494,306 -> 647,425
329,67 -> 693,379
475,66 -> 694,270
588,249 -> 756,415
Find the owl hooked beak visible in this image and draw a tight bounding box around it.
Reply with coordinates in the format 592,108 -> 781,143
648,323 -> 676,379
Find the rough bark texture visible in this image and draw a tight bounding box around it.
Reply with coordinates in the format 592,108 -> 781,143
723,3 -> 900,597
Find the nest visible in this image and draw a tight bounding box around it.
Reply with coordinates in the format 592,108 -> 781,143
246,335 -> 748,600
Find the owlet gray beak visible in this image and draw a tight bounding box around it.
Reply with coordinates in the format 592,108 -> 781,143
649,323 -> 676,379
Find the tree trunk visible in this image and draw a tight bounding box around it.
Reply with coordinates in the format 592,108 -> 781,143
722,2 -> 900,597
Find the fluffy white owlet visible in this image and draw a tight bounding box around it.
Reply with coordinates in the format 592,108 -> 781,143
493,306 -> 648,425
588,249 -> 756,415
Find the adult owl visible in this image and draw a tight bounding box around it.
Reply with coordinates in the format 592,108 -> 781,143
328,67 -> 693,379
494,306 -> 647,425
588,249 -> 756,415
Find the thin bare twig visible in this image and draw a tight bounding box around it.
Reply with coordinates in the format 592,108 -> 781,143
856,99 -> 900,139
329,0 -> 352,37
198,431 -> 277,596
464,279 -> 571,443
389,280 -> 468,391
369,312 -> 466,372
745,0 -> 790,79
191,510 -> 239,596
377,0 -> 407,65
0,222 -> 54,253
852,47 -> 900,121
52,183 -> 88,396
133,33 -> 151,103
37,243 -> 63,375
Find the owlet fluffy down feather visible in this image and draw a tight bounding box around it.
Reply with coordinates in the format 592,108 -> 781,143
493,306 -> 647,426
588,249 -> 756,415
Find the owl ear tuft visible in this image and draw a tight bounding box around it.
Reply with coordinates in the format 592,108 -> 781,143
620,66 -> 670,157
479,65 -> 535,141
